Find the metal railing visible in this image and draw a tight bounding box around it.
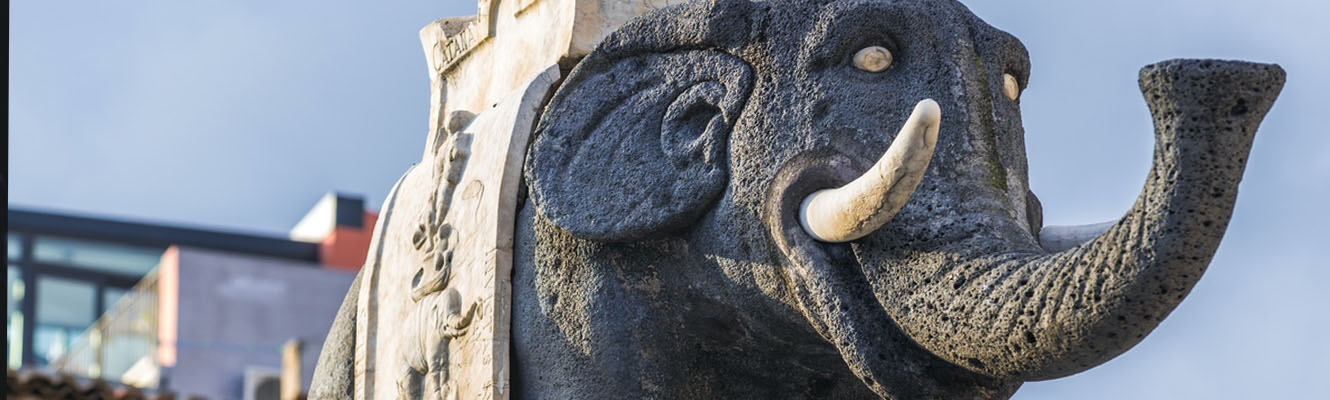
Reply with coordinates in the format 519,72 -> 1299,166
52,269 -> 159,387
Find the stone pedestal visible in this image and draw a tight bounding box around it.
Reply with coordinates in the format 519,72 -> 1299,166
349,1 -> 679,398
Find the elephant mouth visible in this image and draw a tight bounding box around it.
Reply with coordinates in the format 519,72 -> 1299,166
765,147 -> 864,272
762,99 -> 1014,398
763,148 -> 898,394
764,97 -> 944,307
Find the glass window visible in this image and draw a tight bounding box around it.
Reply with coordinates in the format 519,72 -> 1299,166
36,276 -> 96,326
34,276 -> 96,365
6,266 -> 21,322
103,287 -> 129,314
101,334 -> 152,382
7,313 -> 22,369
99,285 -> 157,386
32,236 -> 163,276
7,266 -> 23,369
33,326 -> 72,366
7,234 -> 20,260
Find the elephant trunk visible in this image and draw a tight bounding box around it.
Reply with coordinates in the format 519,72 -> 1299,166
864,60 -> 1285,381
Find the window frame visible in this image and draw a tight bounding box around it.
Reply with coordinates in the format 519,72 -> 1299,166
10,233 -> 153,367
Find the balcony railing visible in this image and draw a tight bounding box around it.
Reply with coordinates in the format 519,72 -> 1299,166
51,269 -> 159,388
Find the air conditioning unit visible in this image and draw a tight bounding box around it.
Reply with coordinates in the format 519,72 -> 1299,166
243,366 -> 282,400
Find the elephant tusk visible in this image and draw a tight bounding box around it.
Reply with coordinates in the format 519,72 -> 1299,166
800,99 -> 941,243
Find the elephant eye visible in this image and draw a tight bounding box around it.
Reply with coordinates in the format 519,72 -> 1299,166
852,46 -> 893,73
1002,73 -> 1021,101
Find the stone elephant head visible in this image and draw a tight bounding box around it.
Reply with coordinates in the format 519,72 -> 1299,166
514,0 -> 1284,398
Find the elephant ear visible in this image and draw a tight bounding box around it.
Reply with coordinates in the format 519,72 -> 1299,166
525,0 -> 755,242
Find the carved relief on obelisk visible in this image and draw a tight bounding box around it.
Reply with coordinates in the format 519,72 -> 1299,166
350,1 -> 687,398
353,66 -> 559,399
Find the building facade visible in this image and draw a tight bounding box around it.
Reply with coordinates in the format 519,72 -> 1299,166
6,192 -> 374,399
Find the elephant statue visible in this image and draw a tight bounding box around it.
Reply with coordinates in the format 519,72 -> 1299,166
312,0 -> 1285,398
396,287 -> 476,400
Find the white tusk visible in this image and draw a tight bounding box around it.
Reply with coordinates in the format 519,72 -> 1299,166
800,99 -> 941,243
1038,220 -> 1118,252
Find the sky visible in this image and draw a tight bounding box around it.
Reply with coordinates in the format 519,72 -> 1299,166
8,1 -> 1328,398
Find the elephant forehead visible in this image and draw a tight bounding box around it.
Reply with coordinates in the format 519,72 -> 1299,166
745,0 -> 1021,75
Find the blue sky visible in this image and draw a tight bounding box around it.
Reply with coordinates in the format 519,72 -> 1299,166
9,1 -> 1328,398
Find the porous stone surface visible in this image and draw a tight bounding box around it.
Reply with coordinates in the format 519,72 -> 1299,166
309,271 -> 361,399
515,0 -> 1284,398
313,0 -> 1285,399
853,58 -> 1285,382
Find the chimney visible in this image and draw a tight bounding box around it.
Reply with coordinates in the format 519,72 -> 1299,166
290,192 -> 378,270
281,339 -> 304,400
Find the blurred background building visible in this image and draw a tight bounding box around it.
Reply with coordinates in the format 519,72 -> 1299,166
6,192 -> 374,399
